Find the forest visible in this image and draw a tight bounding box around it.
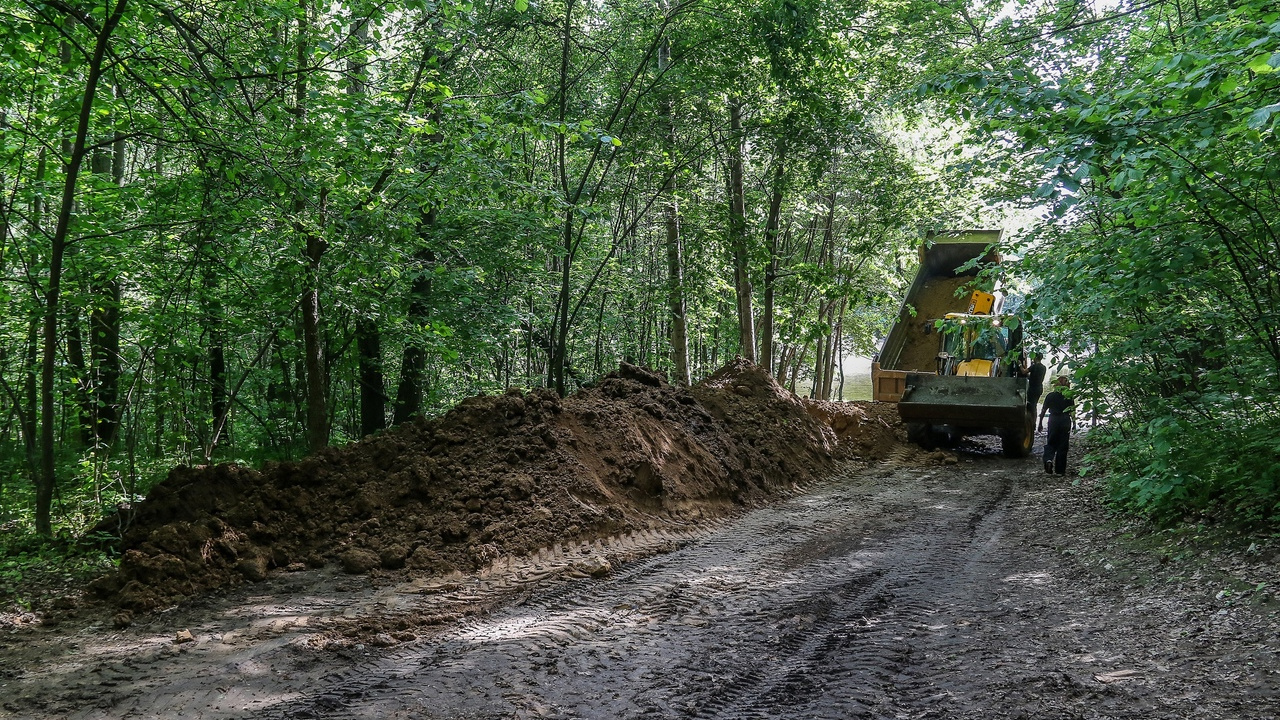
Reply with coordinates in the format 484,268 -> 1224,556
0,0 -> 1277,549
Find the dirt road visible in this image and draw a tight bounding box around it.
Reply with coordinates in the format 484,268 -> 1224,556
4,445 -> 1279,719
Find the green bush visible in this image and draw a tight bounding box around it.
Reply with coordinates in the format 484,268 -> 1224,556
1097,407 -> 1280,528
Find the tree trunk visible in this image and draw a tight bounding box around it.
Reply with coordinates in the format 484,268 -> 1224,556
660,37 -> 689,386
90,276 -> 121,445
824,299 -> 845,400
152,357 -> 165,456
550,206 -> 574,396
392,20 -> 443,418
345,17 -> 385,437
0,111 -> 7,249
89,143 -> 122,447
88,91 -> 127,448
203,262 -> 228,447
357,319 -> 385,436
759,145 -> 786,375
594,290 -> 607,376
24,155 -> 43,477
548,0 -> 576,396
294,0 -> 329,454
21,317 -> 39,480
300,241 -> 328,453
393,240 -> 434,425
38,0 -> 129,535
789,345 -> 807,393
66,308 -> 92,447
726,97 -> 754,362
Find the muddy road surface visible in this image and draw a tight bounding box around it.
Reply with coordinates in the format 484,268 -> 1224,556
4,446 -> 1279,719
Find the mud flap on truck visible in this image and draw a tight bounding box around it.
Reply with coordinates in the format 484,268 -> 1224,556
899,374 -> 1032,457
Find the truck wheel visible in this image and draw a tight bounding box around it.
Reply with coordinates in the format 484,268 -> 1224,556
907,423 -> 935,450
1001,411 -> 1035,458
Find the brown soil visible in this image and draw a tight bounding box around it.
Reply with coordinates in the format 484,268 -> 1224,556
84,360 -> 888,614
800,399 -> 903,460
895,274 -> 977,372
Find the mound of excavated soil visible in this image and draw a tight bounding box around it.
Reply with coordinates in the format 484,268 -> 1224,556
88,360 -> 875,612
801,399 -> 903,460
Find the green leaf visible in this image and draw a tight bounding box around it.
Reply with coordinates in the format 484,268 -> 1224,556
1248,103 -> 1280,129
1246,53 -> 1277,73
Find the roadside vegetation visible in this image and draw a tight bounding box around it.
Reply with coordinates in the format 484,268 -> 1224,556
935,0 -> 1280,526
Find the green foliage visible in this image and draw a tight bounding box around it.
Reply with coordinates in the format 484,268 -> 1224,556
927,0 -> 1280,526
0,0 -> 990,534
0,529 -> 117,609
1093,408 -> 1280,526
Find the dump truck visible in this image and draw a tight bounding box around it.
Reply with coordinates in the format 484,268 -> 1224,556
871,229 -> 1034,457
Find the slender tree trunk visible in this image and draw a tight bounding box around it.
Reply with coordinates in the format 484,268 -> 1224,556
88,143 -> 122,447
299,236 -> 328,452
293,0 -> 329,453
710,312 -> 721,369
38,0 -> 129,535
551,207 -> 573,395
356,319 -> 385,436
90,277 -> 121,445
659,36 -> 689,386
393,240 -> 434,424
817,194 -> 839,401
548,0 -> 576,396
22,317 -> 39,479
152,357 -> 164,456
0,111 -> 7,252
66,308 -> 92,447
726,97 -> 754,362
759,145 -> 786,374
790,346 -> 807,393
813,300 -> 835,400
345,17 -> 384,436
203,262 -> 228,446
89,90 -> 127,448
594,290 -> 607,376
24,155 -> 43,476
824,298 -> 845,400
823,332 -> 836,400
775,344 -> 792,385
392,21 -> 443,418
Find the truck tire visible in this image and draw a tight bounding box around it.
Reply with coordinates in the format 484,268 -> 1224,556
1001,411 -> 1035,458
907,422 -> 936,450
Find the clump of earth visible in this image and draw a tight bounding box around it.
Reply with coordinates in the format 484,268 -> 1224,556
87,360 -> 902,612
800,398 -> 904,460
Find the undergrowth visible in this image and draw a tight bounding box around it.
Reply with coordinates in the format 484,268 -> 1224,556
0,443 -> 307,609
1087,409 -> 1280,529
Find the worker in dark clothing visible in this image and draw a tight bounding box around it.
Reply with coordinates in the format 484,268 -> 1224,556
1038,376 -> 1074,474
1024,352 -> 1047,410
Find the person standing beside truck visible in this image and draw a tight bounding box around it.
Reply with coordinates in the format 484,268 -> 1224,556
1022,352 -> 1047,411
1038,376 -> 1073,474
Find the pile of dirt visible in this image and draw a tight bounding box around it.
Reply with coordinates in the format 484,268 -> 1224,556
801,399 -> 903,460
88,360 -> 863,612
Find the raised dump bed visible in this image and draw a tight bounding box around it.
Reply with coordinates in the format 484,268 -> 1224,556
873,229 -> 1034,457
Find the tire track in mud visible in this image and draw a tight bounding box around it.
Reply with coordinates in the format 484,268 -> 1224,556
50,521 -> 725,720
254,463 -> 1017,720
674,472 -> 1013,720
